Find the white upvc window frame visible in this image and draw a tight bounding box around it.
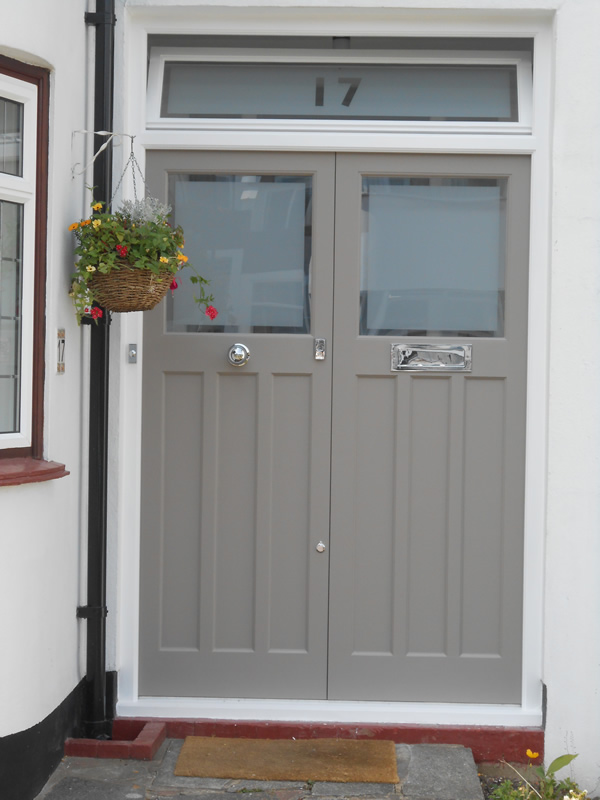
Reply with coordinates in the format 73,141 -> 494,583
147,46 -> 533,136
0,72 -> 37,450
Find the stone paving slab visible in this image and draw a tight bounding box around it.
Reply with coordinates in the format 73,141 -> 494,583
399,745 -> 483,800
309,781 -> 397,797
35,738 -> 484,800
40,775 -> 149,800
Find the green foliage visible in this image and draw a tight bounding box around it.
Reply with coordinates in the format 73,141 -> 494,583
69,198 -> 214,323
489,754 -> 585,800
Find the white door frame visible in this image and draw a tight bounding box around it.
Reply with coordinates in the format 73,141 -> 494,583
114,3 -> 553,727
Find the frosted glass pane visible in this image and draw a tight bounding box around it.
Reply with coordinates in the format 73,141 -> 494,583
167,175 -> 312,333
360,178 -> 506,337
0,96 -> 23,177
0,199 -> 23,433
161,63 -> 517,122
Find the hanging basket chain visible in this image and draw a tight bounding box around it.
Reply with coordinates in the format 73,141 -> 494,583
110,136 -> 146,210
71,130 -> 147,208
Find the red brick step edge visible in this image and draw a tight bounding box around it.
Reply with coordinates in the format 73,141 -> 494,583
64,719 -> 543,764
64,720 -> 166,760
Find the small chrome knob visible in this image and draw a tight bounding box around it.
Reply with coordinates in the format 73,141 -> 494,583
316,541 -> 326,553
227,343 -> 250,367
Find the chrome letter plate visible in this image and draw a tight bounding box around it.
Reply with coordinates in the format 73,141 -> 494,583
391,344 -> 472,372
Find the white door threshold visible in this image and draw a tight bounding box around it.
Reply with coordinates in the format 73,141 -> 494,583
117,697 -> 542,728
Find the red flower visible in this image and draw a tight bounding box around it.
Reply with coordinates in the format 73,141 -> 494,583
170,278 -> 178,295
205,305 -> 218,320
116,244 -> 129,257
90,307 -> 103,320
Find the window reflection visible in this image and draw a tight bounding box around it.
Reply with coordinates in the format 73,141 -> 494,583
167,174 -> 312,334
0,97 -> 23,177
360,176 -> 507,337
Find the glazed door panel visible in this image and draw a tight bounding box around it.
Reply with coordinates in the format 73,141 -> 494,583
139,151 -> 335,698
328,154 -> 529,702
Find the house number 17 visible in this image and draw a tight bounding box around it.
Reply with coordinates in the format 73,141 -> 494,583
315,77 -> 362,107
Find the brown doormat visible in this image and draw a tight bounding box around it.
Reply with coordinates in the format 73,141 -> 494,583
174,737 -> 399,783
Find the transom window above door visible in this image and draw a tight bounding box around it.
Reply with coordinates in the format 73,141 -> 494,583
146,37 -> 533,135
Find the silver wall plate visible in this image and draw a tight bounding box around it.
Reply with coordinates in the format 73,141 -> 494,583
391,343 -> 473,372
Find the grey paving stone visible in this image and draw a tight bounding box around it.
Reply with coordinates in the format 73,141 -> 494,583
39,775 -> 147,800
310,782 -> 397,797
225,779 -> 307,792
400,745 -> 483,800
147,793 -> 307,800
395,746 -> 411,782
148,793 -> 239,800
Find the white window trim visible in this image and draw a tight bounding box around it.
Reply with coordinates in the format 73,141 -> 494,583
0,73 -> 37,450
147,46 -> 533,136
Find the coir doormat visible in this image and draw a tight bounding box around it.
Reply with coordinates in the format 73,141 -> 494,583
174,736 -> 399,783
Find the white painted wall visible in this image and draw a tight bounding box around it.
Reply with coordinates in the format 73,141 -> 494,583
0,1 -> 92,736
543,0 -> 600,792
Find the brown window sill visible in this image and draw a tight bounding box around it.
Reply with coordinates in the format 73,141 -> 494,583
0,456 -> 69,487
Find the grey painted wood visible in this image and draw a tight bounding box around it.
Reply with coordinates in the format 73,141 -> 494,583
140,151 -> 335,697
328,154 -> 530,702
140,151 -> 530,704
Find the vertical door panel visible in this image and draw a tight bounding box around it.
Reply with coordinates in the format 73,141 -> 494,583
140,152 -> 335,699
328,154 -> 530,703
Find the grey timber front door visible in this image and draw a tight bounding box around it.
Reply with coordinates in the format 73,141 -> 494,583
140,151 -> 530,704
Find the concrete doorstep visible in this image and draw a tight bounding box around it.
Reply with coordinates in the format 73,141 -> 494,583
36,740 -> 484,800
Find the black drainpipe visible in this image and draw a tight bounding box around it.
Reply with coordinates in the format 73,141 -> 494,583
76,0 -> 116,740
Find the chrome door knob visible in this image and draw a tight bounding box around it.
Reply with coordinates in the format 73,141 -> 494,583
227,343 -> 250,367
316,541 -> 326,553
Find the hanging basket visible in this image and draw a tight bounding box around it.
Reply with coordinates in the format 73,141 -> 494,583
89,262 -> 173,313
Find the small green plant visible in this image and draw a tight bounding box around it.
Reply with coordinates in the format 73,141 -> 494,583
490,751 -> 585,800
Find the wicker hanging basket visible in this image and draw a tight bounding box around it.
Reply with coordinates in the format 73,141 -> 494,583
88,262 -> 173,313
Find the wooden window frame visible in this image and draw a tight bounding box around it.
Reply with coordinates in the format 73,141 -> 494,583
0,54 -> 68,485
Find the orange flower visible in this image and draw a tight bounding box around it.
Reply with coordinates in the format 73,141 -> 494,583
176,253 -> 188,263
68,222 -> 79,231
80,219 -> 91,226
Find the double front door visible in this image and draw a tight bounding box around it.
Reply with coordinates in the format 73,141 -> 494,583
140,151 -> 530,703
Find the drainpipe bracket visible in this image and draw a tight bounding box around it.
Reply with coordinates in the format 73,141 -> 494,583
85,11 -> 117,25
77,605 -> 109,620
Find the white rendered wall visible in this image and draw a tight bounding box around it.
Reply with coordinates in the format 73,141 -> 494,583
543,0 -> 600,792
0,1 -> 91,736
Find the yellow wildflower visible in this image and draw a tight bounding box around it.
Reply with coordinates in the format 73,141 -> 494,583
86,265 -> 96,272
159,256 -> 169,264
68,222 -> 79,231
92,219 -> 101,229
526,749 -> 539,760
92,202 -> 103,211
177,253 -> 188,263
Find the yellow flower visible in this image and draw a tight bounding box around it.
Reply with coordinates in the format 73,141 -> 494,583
92,219 -> 101,229
68,222 -> 79,231
526,749 -> 539,760
92,202 -> 103,211
176,253 -> 188,263
159,256 -> 169,264
86,265 -> 96,272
